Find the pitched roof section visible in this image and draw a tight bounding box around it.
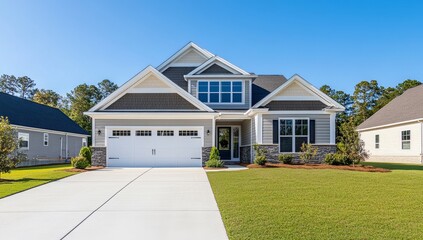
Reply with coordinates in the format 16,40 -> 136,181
0,93 -> 88,135
88,66 -> 214,112
252,75 -> 287,105
357,84 -> 423,130
253,74 -> 345,111
200,64 -> 233,75
157,42 -> 214,72
106,93 -> 198,110
162,67 -> 196,91
186,56 -> 251,76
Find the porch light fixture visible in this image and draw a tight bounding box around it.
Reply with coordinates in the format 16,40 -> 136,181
207,130 -> 210,135
97,130 -> 102,135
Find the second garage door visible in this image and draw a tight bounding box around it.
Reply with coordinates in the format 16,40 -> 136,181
106,127 -> 203,167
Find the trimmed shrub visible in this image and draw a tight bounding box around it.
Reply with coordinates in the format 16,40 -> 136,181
79,147 -> 92,164
71,156 -> 90,169
278,154 -> 293,164
254,155 -> 267,166
299,143 -> 317,163
324,153 -> 353,165
205,146 -> 224,168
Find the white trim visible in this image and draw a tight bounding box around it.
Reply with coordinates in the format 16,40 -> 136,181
330,113 -> 336,144
215,125 -> 241,160
357,118 -> 423,132
186,56 -> 251,76
262,110 -> 331,115
252,74 -> 345,110
255,114 -> 263,144
87,66 -> 214,112
273,96 -> 319,101
157,42 -> 214,72
184,75 -> 256,79
18,132 -> 29,150
212,117 -> 216,147
278,118 -> 310,153
12,125 -> 88,137
127,88 -> 175,93
92,118 -> 96,147
86,112 -> 219,120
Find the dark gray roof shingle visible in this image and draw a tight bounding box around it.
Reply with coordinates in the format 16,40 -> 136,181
357,84 -> 423,130
0,93 -> 88,135
252,75 -> 287,105
106,93 -> 199,110
162,67 -> 196,90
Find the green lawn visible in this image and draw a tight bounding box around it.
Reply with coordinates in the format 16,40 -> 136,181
0,164 -> 79,198
207,162 -> 423,239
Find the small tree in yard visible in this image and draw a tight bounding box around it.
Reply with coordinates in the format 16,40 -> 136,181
205,147 -> 224,168
299,143 -> 317,164
0,117 -> 22,179
253,144 -> 267,166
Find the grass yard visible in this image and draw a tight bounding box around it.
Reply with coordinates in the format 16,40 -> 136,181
0,164 -> 79,198
207,162 -> 423,239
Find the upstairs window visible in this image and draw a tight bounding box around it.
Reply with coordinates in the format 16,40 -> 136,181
43,133 -> 49,146
198,80 -> 243,104
401,130 -> 410,149
375,134 -> 379,149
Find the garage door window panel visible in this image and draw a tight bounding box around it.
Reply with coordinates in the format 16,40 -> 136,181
112,130 -> 131,136
158,130 -> 174,136
179,130 -> 198,136
136,130 -> 152,136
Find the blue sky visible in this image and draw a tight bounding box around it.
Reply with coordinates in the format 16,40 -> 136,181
0,0 -> 422,95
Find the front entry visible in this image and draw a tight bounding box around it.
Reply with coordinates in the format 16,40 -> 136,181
218,127 -> 231,160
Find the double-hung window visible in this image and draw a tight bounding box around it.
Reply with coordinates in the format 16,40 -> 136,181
375,134 -> 379,149
43,133 -> 49,146
279,119 -> 309,153
18,132 -> 29,150
198,81 -> 243,103
401,130 -> 410,150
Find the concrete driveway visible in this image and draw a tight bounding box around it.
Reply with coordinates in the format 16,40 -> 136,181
0,168 -> 228,240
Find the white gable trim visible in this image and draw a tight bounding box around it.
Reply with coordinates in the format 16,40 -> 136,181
185,56 -> 251,77
88,66 -> 214,112
252,74 -> 345,110
157,42 -> 214,72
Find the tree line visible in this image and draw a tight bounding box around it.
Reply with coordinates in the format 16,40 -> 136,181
0,74 -> 118,134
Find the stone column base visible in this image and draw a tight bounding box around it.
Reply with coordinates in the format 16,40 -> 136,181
92,147 -> 107,166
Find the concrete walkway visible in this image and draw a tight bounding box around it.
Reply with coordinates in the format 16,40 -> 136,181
0,168 -> 228,240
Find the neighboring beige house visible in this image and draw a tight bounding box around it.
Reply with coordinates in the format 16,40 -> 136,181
357,85 -> 423,164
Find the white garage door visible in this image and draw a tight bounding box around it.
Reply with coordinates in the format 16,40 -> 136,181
106,127 -> 203,167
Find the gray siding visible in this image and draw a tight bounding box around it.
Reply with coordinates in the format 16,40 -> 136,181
241,119 -> 251,146
190,79 -> 251,110
265,101 -> 328,111
251,117 -> 256,144
17,129 -> 84,161
262,114 -> 330,144
106,93 -> 199,110
198,64 -> 233,75
94,119 -> 213,147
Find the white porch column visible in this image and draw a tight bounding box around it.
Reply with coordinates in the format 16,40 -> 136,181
255,114 -> 263,144
211,117 -> 216,147
329,113 -> 336,144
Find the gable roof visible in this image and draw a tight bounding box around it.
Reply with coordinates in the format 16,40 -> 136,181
252,75 -> 288,105
357,84 -> 423,131
157,42 -> 214,72
252,74 -> 345,110
0,93 -> 88,135
88,66 -> 214,112
185,56 -> 251,76
162,67 -> 196,91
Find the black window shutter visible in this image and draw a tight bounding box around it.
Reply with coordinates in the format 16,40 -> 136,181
310,120 -> 316,144
273,120 -> 279,144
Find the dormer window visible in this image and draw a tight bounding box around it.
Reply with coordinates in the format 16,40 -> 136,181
198,80 -> 243,104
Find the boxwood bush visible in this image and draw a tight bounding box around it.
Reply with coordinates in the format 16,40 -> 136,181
71,156 -> 90,169
278,154 -> 293,164
324,153 -> 353,165
205,146 -> 224,168
79,147 -> 92,164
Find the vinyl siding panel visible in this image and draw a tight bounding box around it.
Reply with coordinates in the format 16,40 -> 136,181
94,119 -> 213,147
251,117 -> 256,144
265,101 -> 327,111
17,129 -> 84,160
190,79 -> 251,110
241,119 -> 251,146
262,114 -> 330,144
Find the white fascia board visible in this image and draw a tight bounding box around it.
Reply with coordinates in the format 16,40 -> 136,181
87,66 -> 214,113
252,74 -> 345,110
262,110 -> 331,115
356,118 -> 423,132
157,42 -> 214,72
13,125 -> 89,137
84,112 -> 219,120
245,108 -> 269,116
185,56 -> 251,76
184,74 -> 257,79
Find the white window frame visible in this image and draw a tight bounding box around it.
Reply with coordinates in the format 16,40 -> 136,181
375,134 -> 379,149
18,132 -> 30,150
278,118 -> 310,153
197,80 -> 244,104
401,130 -> 410,150
43,133 -> 49,146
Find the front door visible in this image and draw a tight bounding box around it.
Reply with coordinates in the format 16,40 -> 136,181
218,127 -> 231,160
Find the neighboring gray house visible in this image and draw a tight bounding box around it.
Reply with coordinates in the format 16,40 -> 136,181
0,93 -> 89,166
357,85 -> 423,164
85,42 -> 344,167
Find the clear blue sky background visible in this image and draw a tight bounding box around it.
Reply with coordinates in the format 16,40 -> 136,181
0,0 -> 422,95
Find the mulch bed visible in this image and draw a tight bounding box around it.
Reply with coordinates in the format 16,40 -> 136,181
64,166 -> 104,172
241,163 -> 391,173
203,166 -> 228,170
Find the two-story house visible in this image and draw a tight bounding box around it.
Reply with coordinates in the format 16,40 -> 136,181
85,42 -> 344,167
